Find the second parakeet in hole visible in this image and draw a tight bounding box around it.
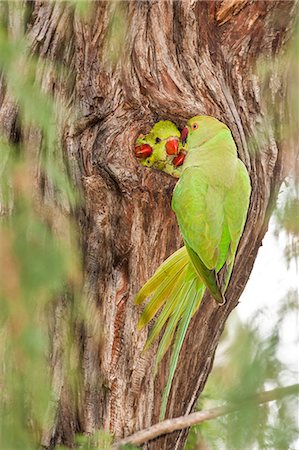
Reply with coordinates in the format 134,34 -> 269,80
134,120 -> 187,177
134,116 -> 251,419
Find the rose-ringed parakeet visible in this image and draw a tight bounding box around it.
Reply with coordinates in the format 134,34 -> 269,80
177,116 -> 251,303
134,116 -> 251,419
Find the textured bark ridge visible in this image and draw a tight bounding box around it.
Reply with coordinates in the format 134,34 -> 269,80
0,1 -> 296,449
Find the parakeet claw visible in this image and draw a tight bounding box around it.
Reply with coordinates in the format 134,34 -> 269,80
215,295 -> 226,306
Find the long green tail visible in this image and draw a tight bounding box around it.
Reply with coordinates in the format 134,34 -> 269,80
159,280 -> 205,420
135,246 -> 205,418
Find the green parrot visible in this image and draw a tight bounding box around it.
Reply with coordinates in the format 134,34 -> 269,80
135,116 -> 251,419
175,116 -> 251,304
134,120 -> 187,177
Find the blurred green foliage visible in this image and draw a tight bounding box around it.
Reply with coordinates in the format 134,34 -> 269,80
262,21 -> 299,265
120,445 -> 140,450
57,429 -> 113,450
103,1 -> 128,67
274,178 -> 299,265
0,2 -> 83,449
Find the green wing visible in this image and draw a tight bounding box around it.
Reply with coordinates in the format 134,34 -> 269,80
220,160 -> 251,289
225,160 -> 251,255
172,162 -> 251,301
172,167 -> 226,303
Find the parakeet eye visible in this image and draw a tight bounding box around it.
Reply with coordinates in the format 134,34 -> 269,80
155,137 -> 161,144
191,123 -> 199,130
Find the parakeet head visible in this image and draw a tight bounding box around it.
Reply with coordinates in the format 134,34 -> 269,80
181,116 -> 229,148
134,120 -> 187,177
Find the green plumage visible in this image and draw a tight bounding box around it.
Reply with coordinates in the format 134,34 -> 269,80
134,116 -> 251,419
172,116 -> 251,304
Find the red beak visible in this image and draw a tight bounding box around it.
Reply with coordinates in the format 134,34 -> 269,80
165,138 -> 179,155
134,144 -> 153,158
180,127 -> 188,146
173,151 -> 186,167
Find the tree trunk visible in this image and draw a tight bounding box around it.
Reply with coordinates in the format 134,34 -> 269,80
0,1 -> 296,449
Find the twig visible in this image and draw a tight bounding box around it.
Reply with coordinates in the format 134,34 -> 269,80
113,384 -> 299,448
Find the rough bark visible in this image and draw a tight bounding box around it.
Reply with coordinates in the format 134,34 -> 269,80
0,1 -> 297,449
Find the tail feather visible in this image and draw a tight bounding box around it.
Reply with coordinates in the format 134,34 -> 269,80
159,282 -> 201,420
135,247 -> 187,305
135,245 -> 206,420
137,264 -> 187,330
192,283 -> 205,315
143,268 -> 188,350
155,277 -> 195,369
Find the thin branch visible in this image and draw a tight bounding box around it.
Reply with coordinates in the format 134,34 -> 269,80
113,384 -> 299,448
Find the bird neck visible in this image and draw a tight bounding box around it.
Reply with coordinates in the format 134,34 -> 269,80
182,130 -> 238,187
